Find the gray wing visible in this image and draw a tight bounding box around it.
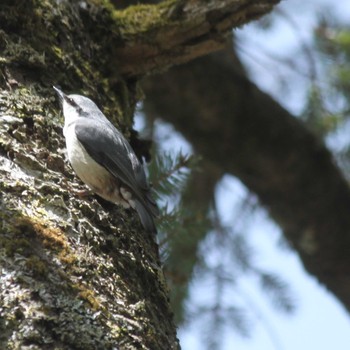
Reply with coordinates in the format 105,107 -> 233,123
75,118 -> 158,218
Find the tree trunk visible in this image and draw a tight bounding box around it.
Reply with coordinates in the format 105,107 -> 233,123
0,0 -> 277,348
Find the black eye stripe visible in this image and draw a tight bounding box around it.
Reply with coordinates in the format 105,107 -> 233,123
67,97 -> 77,107
66,97 -> 84,114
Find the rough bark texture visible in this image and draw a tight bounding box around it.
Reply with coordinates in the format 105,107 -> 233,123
0,0 -> 280,349
112,0 -> 279,77
143,47 -> 350,313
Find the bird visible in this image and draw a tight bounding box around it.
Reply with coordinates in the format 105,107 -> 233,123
53,86 -> 158,233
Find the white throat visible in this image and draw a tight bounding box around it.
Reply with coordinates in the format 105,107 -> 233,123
62,101 -> 81,137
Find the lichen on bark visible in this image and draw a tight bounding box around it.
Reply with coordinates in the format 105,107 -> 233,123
0,0 -> 280,348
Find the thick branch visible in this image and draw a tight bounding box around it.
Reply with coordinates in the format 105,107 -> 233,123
112,0 -> 279,77
143,48 -> 350,313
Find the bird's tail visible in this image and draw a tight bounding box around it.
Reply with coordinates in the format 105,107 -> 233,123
135,200 -> 157,234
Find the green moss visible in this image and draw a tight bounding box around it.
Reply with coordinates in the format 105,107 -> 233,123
0,30 -> 45,68
25,255 -> 49,277
112,1 -> 178,35
4,216 -> 79,269
87,0 -> 115,11
77,288 -> 102,311
2,237 -> 32,257
51,45 -> 63,58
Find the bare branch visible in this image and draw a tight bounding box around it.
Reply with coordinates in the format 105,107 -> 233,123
143,47 -> 350,313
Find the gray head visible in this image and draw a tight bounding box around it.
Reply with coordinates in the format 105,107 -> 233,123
53,86 -> 107,123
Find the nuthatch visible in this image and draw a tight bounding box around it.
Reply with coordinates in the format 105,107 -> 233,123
53,86 -> 158,233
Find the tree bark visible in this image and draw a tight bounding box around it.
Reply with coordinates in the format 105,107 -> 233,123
113,0 -> 279,77
143,47 -> 350,314
0,0 -> 279,348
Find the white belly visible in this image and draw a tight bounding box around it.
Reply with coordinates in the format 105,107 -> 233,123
64,123 -> 127,205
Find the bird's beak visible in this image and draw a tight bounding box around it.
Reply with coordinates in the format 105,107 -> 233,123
53,86 -> 67,102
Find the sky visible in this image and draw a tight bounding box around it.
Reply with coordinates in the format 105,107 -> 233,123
137,1 -> 350,349
179,177 -> 350,350
179,1 -> 350,349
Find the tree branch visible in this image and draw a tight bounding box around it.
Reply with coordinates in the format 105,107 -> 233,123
143,47 -> 350,313
112,0 -> 279,77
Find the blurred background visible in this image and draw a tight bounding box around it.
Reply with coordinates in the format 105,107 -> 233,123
132,0 -> 350,349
